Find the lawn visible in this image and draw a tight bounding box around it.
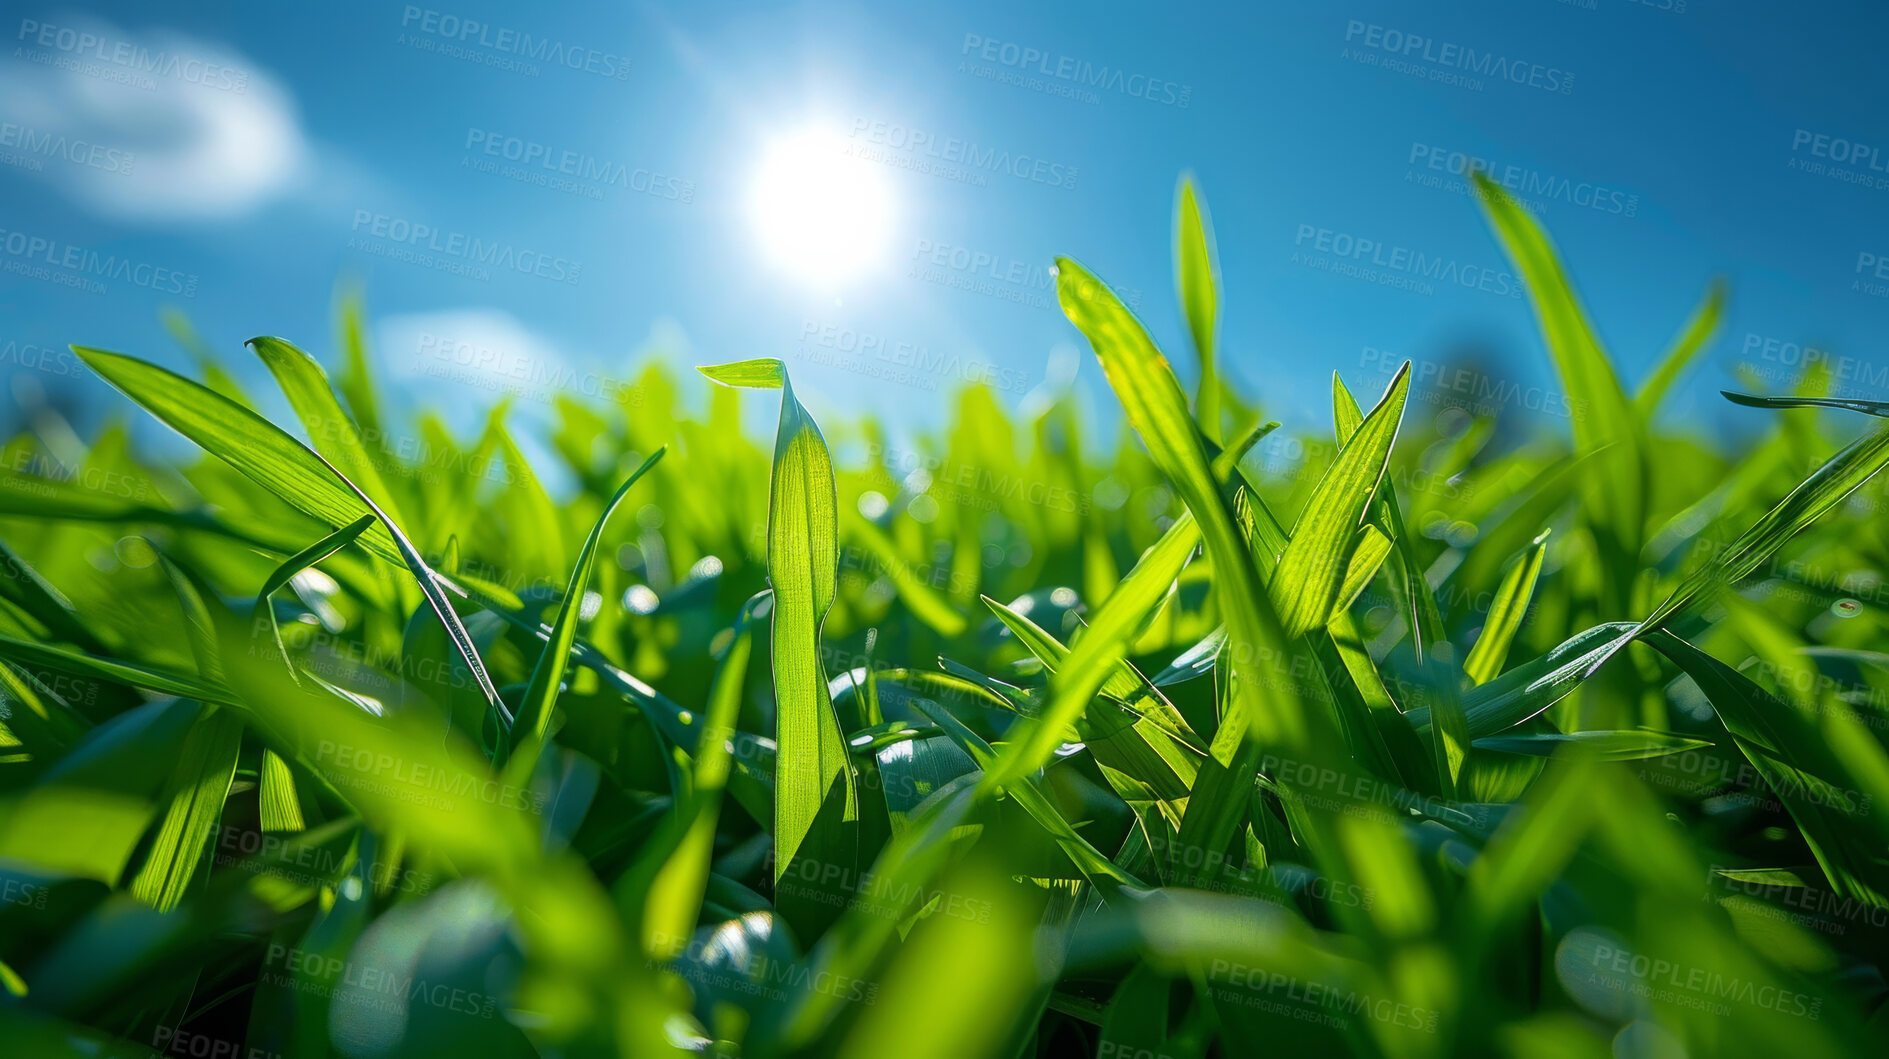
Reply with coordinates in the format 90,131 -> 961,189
1,173 -> 1886,1057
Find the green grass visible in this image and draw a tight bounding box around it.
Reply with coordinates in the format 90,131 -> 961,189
2,173 -> 1888,1057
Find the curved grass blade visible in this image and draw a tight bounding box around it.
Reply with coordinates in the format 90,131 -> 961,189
1054,258 -> 1314,758
509,448 -> 666,769
0,632 -> 231,703
1473,728 -> 1712,761
1644,418 -> 1889,630
1634,280 -> 1725,416
130,706 -> 243,911
69,356 -> 504,726
1274,364 -> 1410,639
73,347 -> 402,566
308,444 -> 509,736
1474,171 -> 1643,614
908,697 -> 1142,890
1462,529 -> 1550,686
991,509 -> 1201,785
1176,175 -> 1220,437
636,596 -> 759,957
1333,374 -> 1443,660
253,515 -> 377,683
1721,391 -> 1889,417
982,596 -> 1201,826
247,336 -> 408,528
1643,628 -> 1889,905
1407,622 -> 1640,739
1058,257 -> 1350,891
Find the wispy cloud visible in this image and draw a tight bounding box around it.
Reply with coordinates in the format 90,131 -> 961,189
1,17 -> 307,221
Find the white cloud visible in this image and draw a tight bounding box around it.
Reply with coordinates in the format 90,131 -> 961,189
0,19 -> 307,221
376,308 -> 593,426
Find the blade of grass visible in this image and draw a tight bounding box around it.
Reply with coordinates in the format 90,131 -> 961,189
699,360 -> 858,934
1274,364 -> 1411,639
130,706 -> 243,911
1644,417 -> 1889,630
1634,281 -> 1726,417
252,515 -> 377,683
73,347 -> 403,567
247,336 -> 409,529
1176,175 -> 1221,438
508,448 -> 666,770
1462,529 -> 1550,685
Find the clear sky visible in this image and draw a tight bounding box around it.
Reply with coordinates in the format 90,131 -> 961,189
4,0 -> 1888,452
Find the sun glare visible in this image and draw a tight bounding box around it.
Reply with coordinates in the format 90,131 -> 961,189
748,129 -> 895,285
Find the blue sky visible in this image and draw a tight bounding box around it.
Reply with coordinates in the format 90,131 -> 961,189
4,0 -> 1888,452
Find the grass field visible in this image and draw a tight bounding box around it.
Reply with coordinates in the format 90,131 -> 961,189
2,172 -> 1888,1057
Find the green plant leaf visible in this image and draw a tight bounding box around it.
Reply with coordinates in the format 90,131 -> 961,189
1473,728 -> 1712,761
248,336 -> 408,528
1721,391 -> 1889,417
75,346 -> 509,740
1645,418 -> 1889,629
1176,174 -> 1220,436
510,448 -> 666,767
130,706 -> 243,911
706,360 -> 860,932
1462,529 -> 1550,685
74,347 -> 403,566
1274,363 -> 1410,639
1635,281 -> 1725,416
697,358 -> 786,389
253,515 -> 377,682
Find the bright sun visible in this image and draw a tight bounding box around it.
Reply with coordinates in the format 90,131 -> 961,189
748,130 -> 895,285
